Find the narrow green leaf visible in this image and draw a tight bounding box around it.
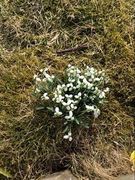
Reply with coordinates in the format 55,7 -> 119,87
83,123 -> 89,128
0,167 -> 12,178
36,106 -> 45,110
47,107 -> 54,112
63,126 -> 69,133
74,118 -> 80,125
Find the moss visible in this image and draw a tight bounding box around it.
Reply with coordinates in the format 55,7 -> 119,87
0,0 -> 134,179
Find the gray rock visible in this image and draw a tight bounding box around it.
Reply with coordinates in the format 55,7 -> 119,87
38,170 -> 78,180
38,171 -> 135,180
117,174 -> 135,180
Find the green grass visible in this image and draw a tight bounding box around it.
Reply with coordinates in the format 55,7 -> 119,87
0,0 -> 134,179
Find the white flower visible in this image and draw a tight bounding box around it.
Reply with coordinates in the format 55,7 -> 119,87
42,78 -> 46,82
65,116 -> 70,120
62,101 -> 67,106
68,132 -> 72,136
85,105 -> 100,118
42,93 -> 49,100
34,65 -> 108,142
69,87 -> 73,91
47,77 -> 54,82
79,75 -> 85,80
69,94 -> 73,98
67,83 -> 73,88
83,78 -> 88,84
70,117 -> 74,121
69,111 -> 73,117
91,87 -> 95,90
69,69 -> 74,74
66,99 -> 73,106
76,68 -> 81,74
51,75 -> 55,79
43,70 -> 54,82
91,75 -> 94,79
64,87 -> 68,91
73,86 -> 77,90
58,95 -> 64,101
70,104 -> 74,109
90,67 -> 95,74
40,69 -> 43,72
104,87 -> 109,92
63,135 -> 69,139
95,78 -> 100,81
75,95 -> 79,99
62,84 -> 66,88
54,107 -> 62,117
66,106 -> 71,110
85,105 -> 95,112
33,74 -> 38,79
99,91 -> 105,98
43,72 -> 50,79
35,88 -> 40,93
94,108 -> 100,118
65,94 -> 73,98
65,111 -> 73,120
36,77 -> 41,82
63,131 -> 72,141
88,83 -> 93,89
57,85 -> 62,91
76,92 -> 82,98
94,87 -> 99,94
43,68 -> 49,73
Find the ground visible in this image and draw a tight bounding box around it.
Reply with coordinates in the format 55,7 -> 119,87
0,0 -> 134,179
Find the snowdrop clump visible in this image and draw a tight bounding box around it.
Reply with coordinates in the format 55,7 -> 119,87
34,65 -> 109,141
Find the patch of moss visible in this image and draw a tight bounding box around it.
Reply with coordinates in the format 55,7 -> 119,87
0,0 -> 134,179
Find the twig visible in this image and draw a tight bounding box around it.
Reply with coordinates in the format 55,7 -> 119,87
56,44 -> 89,55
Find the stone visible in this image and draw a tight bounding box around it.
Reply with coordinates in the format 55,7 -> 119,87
38,170 -> 78,180
117,174 -> 135,180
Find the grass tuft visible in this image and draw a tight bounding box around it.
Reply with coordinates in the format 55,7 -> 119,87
0,0 -> 134,179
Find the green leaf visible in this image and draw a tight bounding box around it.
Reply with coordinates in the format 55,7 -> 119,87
74,118 -> 80,125
83,123 -> 89,129
31,91 -> 35,96
63,126 -> 69,133
0,167 -> 12,178
36,106 -> 45,110
46,107 -> 54,112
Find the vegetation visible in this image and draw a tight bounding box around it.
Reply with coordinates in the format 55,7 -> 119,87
0,0 -> 134,179
34,65 -> 109,141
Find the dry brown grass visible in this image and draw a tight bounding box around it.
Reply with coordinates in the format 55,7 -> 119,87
0,0 -> 134,179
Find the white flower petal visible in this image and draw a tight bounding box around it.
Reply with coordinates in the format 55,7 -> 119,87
69,137 -> 73,141
63,135 -> 69,139
68,132 -> 72,136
